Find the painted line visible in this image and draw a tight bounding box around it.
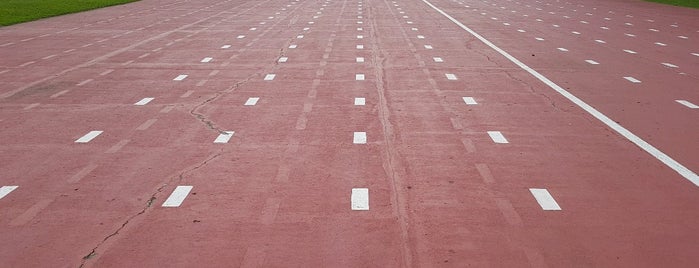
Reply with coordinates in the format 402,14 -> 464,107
356,57 -> 365,63
678,36 -> 688,39
356,74 -> 365,80
571,31 -> 580,35
417,35 -> 425,39
356,44 -> 364,49
676,100 -> 699,109
535,37 -> 544,41
351,188 -> 369,210
692,53 -> 699,57
214,131 -> 235,143
655,42 -> 667,46
424,45 -> 433,49
649,28 -> 659,32
201,57 -> 213,63
358,27 -> 363,31
357,35 -> 364,39
297,35 -> 304,39
0,186 -> 18,200
289,44 -> 298,49
585,60 -> 599,65
354,97 -> 366,106
529,188 -> 562,210
75,131 -> 103,143
462,97 -> 477,105
433,57 -> 443,62
162,186 -> 193,207
24,103 -> 40,110
134,97 -> 154,106
237,35 -> 246,39
445,73 -> 457,80
264,74 -> 276,81
245,97 -> 259,106
173,74 -> 188,81
557,47 -> 568,52
487,131 -> 508,143
595,39 -> 606,43
417,0 -> 699,186
278,57 -> 288,63
623,76 -> 641,83
661,63 -> 678,68
221,45 -> 231,49
625,33 -> 636,37
623,49 -> 637,54
353,132 -> 367,144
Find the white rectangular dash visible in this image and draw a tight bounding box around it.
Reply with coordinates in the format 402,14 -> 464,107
278,57 -> 288,63
162,186 -> 193,207
624,76 -> 641,83
75,131 -> 103,143
289,44 -> 298,49
529,188 -> 562,210
356,74 -> 365,80
676,100 -> 699,109
424,45 -> 433,49
221,45 -> 231,49
445,73 -> 457,80
354,97 -> 366,106
353,132 -> 367,144
585,60 -> 599,65
245,97 -> 260,106
174,74 -> 188,81
356,44 -> 364,49
655,42 -> 667,46
557,47 -> 568,52
237,35 -> 246,39
661,63 -> 678,68
462,97 -> 477,105
357,35 -> 364,39
214,131 -> 235,143
201,57 -> 213,63
0,186 -> 19,200
356,57 -> 365,63
351,188 -> 369,210
487,131 -> 508,143
433,57 -> 443,62
264,74 -> 276,81
623,49 -> 637,54
134,97 -> 154,106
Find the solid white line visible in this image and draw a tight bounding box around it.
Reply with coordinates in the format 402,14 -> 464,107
445,73 -> 457,80
214,131 -> 235,143
134,97 -> 154,105
354,97 -> 366,106
162,186 -> 193,207
419,0 -> 699,184
353,132 -> 367,144
433,57 -> 443,62
278,57 -> 288,63
201,57 -> 213,63
487,131 -> 508,143
624,76 -> 641,83
75,131 -> 103,143
0,186 -> 18,200
173,74 -> 188,81
245,97 -> 259,106
264,74 -> 276,81
676,100 -> 699,109
356,74 -> 365,80
529,188 -> 562,210
585,60 -> 599,65
351,188 -> 369,210
356,57 -> 365,63
462,97 -> 477,105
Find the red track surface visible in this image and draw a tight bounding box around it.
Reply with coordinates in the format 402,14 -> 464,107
1,0 -> 698,266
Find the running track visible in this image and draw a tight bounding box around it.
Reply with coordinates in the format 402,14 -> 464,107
0,0 -> 697,266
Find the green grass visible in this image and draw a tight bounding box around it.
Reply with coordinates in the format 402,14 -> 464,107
645,0 -> 699,8
0,0 -> 139,26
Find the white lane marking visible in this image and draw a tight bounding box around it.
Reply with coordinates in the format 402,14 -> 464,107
624,76 -> 641,83
356,57 -> 365,63
661,63 -> 678,68
245,97 -> 260,106
357,27 -> 363,31
351,188 -> 369,210
424,45 -> 433,49
529,188 -> 562,210
517,29 -> 526,33
433,57 -> 443,62
214,131 -> 235,143
0,186 -> 19,200
278,57 -> 288,63
623,49 -> 637,54
625,22 -> 633,26
462,97 -> 477,105
580,20 -> 588,24
557,47 -> 568,52
353,132 -> 367,144
625,33 -> 636,37
250,27 -> 257,31
297,35 -> 304,39
601,26 -> 609,30
303,27 -> 310,31
309,21 -> 315,24
42,54 -> 57,60
134,97 -> 154,105
356,44 -> 364,49
201,57 -> 213,63
221,45 -> 231,49
289,44 -> 298,48
356,74 -> 365,80
585,60 -> 599,65
237,35 -> 246,39
75,131 -> 103,143
676,100 -> 699,109
552,24 -> 559,27
595,39 -> 606,43
678,35 -> 688,39
417,35 -> 425,39
173,74 -> 188,81
357,35 -> 364,39
162,186 -> 193,207
445,73 -> 458,80
655,42 -> 667,46
487,131 -> 508,143
264,74 -> 276,81
504,22 -> 511,26
692,53 -> 699,57
354,97 -> 366,106
535,37 -> 544,41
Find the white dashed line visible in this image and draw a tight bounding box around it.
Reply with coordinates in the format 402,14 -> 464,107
585,60 -> 599,65
0,186 -> 19,200
357,35 -> 364,39
278,57 -> 288,63
417,35 -> 425,39
675,100 -> 698,109
623,49 -> 637,54
356,57 -> 365,63
661,63 -> 678,68
649,28 -> 659,32
162,186 -> 193,207
445,73 -> 457,80
625,33 -> 636,37
297,35 -> 304,39
237,35 -> 245,39
462,97 -> 477,105
75,131 -> 103,143
487,131 -> 508,143
655,42 -> 667,46
214,131 -> 235,143
529,188 -> 562,210
433,57 -> 443,62
356,74 -> 365,80
264,74 -> 276,81
354,98 -> 366,106
517,29 -> 526,33
595,39 -> 606,43
623,76 -> 641,83
692,53 -> 699,57
353,132 -> 367,144
173,74 -> 188,81
678,36 -> 688,39
424,45 -> 433,49
356,44 -> 364,49
245,97 -> 260,106
535,37 -> 544,41
134,97 -> 154,106
557,47 -> 568,52
221,45 -> 231,49
351,188 -> 369,210
289,44 -> 298,49
201,57 -> 213,63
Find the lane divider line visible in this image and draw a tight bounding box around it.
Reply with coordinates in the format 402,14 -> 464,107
245,97 -> 260,106
487,131 -> 509,143
214,131 -> 235,143
529,188 -> 562,210
162,186 -> 193,207
134,97 -> 154,106
75,130 -> 103,143
676,100 -> 698,109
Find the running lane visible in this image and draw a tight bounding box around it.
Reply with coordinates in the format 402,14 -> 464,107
0,0 -> 698,267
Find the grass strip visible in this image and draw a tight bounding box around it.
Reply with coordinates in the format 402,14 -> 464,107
645,0 -> 699,8
0,0 -> 139,26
